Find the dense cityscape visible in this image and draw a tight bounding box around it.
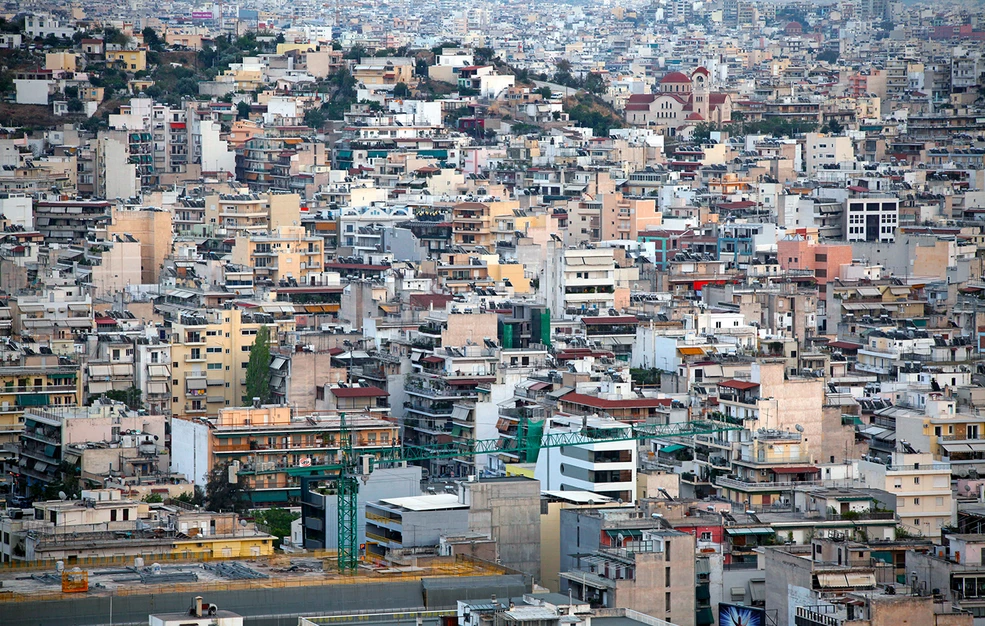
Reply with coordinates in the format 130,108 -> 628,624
0,0 -> 985,625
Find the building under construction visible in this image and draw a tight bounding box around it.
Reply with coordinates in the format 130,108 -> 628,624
1,553 -> 529,626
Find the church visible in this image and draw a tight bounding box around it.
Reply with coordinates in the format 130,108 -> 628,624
624,67 -> 733,134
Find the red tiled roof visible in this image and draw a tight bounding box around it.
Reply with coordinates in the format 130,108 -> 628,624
560,393 -> 673,409
330,385 -> 389,398
660,71 -> 691,84
828,341 -> 862,350
719,379 -> 760,390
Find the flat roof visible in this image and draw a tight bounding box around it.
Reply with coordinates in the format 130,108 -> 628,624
378,494 -> 467,511
542,490 -> 614,504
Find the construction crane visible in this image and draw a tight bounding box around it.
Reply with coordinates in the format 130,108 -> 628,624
295,415 -> 740,573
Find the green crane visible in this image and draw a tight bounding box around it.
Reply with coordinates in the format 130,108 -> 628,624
296,416 -> 740,573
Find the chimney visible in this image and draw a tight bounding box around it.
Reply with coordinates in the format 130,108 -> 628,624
194,596 -> 203,617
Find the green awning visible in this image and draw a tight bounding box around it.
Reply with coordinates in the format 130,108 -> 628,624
660,444 -> 686,454
843,415 -> 863,426
17,394 -> 49,407
605,529 -> 642,539
48,372 -> 77,380
726,527 -> 775,535
697,608 -> 714,626
451,425 -> 464,438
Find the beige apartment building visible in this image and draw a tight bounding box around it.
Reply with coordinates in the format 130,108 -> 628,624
858,451 -> 953,537
106,206 -> 173,284
451,200 -> 520,250
231,225 -> 324,286
10,280 -> 94,354
204,192 -> 300,238
170,309 -> 280,416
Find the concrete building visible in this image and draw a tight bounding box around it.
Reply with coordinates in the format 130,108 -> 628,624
231,225 -> 325,286
205,193 -> 301,238
562,529 -> 697,626
169,308 -> 280,417
542,244 -> 629,319
858,452 -> 953,537
106,206 -> 173,285
534,415 -> 637,504
804,133 -> 855,175
171,405 -> 399,503
364,493 -> 471,560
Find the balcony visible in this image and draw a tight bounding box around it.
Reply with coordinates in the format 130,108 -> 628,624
183,354 -> 206,363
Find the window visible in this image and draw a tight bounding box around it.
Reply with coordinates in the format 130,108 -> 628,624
937,497 -> 944,506
665,592 -> 671,613
914,477 -> 920,485
914,498 -> 920,506
969,425 -> 980,440
207,363 -> 222,370
665,566 -> 671,586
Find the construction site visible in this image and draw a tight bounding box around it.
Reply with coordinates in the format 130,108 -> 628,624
0,553 -> 529,626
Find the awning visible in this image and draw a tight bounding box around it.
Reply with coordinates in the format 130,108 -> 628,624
678,347 -> 705,356
845,573 -> 876,587
271,356 -> 287,370
659,444 -> 686,454
942,441 -> 985,453
148,365 -> 170,378
422,356 -> 444,364
88,381 -> 112,393
148,382 -> 168,394
187,378 -> 207,390
856,287 -> 882,297
772,466 -> 819,474
88,364 -> 111,377
749,579 -> 765,603
605,529 -> 642,539
528,381 -> 550,391
816,573 -> 849,588
48,372 -> 77,380
726,527 -> 775,536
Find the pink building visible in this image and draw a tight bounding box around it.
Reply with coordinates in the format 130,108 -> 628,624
777,231 -> 853,284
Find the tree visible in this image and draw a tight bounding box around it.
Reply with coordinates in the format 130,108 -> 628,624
243,325 -> 272,404
584,73 -> 606,95
143,493 -> 164,503
66,98 -> 84,113
64,85 -> 78,99
535,86 -> 553,99
415,57 -> 429,77
393,82 -> 411,98
142,27 -> 164,51
237,101 -> 251,120
102,386 -> 143,411
205,462 -> 252,512
254,507 -> 300,548
304,107 -> 326,129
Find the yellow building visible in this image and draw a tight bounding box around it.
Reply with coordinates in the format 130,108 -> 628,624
45,52 -> 77,72
0,355 -> 81,473
106,206 -> 173,284
231,225 -> 324,285
204,192 -> 300,237
452,200 -> 519,249
170,308 -> 280,416
107,49 -> 147,72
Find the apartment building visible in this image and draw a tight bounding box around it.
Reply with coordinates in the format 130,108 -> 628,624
543,244 -> 633,319
451,200 -> 520,250
534,415 -> 637,503
231,225 -> 324,286
844,196 -> 899,243
33,200 -> 112,244
561,528 -> 696,626
858,451 -> 953,537
204,193 -> 301,238
169,308 -> 280,417
14,403 -> 166,494
105,206 -> 173,285
804,133 -> 855,175
0,353 -> 81,453
10,280 -> 94,353
134,337 -> 172,417
172,405 -> 399,504
776,231 -> 853,284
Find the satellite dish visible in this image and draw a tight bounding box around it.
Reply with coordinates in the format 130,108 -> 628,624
795,424 -> 805,433
58,491 -> 67,501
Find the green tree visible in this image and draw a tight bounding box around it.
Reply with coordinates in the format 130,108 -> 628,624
243,325 -> 272,404
142,27 -> 164,51
237,100 -> 251,120
393,82 -> 411,98
102,386 -> 143,411
535,86 -> 553,99
174,486 -> 205,506
254,507 -> 300,548
103,27 -> 131,47
64,85 -> 79,99
304,107 -> 326,129
143,493 -> 164,503
66,98 -> 84,113
205,462 -> 252,512
584,73 -> 606,95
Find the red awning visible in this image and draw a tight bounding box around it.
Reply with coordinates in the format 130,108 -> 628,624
421,356 -> 444,364
772,466 -> 819,474
528,381 -> 550,391
170,122 -> 186,130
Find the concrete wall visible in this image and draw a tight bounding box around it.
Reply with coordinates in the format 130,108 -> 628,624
466,477 -> 541,581
559,509 -> 603,583
763,546 -> 815,626
171,417 -> 210,486
317,466 -> 422,549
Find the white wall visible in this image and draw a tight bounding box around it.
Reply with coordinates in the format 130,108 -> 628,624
199,120 -> 236,174
0,195 -> 33,229
14,80 -> 51,105
170,418 -> 210,486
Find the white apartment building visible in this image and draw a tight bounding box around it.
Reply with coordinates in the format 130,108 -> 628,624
804,133 -> 855,176
845,197 -> 899,243
534,414 -> 637,503
543,243 -> 626,319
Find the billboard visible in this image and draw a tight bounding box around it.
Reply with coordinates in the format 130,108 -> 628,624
191,11 -> 213,20
718,603 -> 766,626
